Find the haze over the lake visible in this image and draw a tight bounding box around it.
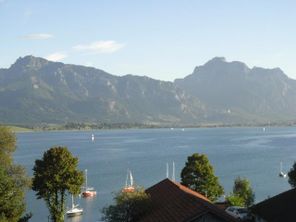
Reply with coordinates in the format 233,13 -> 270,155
1,0 -> 296,81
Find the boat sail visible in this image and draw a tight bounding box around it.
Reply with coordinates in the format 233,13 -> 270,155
66,194 -> 83,217
122,169 -> 135,193
279,162 -> 287,178
82,169 -> 97,197
91,134 -> 95,141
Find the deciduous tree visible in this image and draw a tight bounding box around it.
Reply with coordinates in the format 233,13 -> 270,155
32,146 -> 84,222
181,153 -> 224,201
0,126 -> 30,222
288,162 -> 296,188
226,177 -> 255,207
0,126 -> 16,167
102,188 -> 152,222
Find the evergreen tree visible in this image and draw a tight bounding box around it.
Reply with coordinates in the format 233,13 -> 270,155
32,146 -> 84,222
181,153 -> 224,201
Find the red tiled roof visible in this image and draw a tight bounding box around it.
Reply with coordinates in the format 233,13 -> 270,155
139,179 -> 238,222
251,188 -> 296,222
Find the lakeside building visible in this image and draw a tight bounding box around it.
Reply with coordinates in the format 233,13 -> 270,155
251,188 -> 296,222
139,179 -> 238,222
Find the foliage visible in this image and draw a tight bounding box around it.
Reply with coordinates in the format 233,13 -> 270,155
226,194 -> 244,207
32,146 -> 84,222
233,177 -> 255,207
17,213 -> 33,222
0,126 -> 30,222
288,162 -> 296,188
102,188 -> 152,222
180,153 -> 224,201
0,166 -> 25,222
227,177 -> 255,207
0,126 -> 16,167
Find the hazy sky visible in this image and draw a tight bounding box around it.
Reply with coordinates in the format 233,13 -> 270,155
1,0 -> 296,81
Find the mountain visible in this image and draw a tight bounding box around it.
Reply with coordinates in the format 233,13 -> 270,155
175,57 -> 296,124
1,55 -> 296,126
0,56 -> 206,125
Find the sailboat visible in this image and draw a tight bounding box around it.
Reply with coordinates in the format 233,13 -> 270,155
66,194 -> 83,217
122,169 -> 135,193
91,134 -> 95,142
279,162 -> 287,178
82,169 -> 97,197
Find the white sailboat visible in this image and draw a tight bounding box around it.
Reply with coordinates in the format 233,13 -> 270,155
91,134 -> 95,141
66,194 -> 83,217
82,169 -> 97,197
279,162 -> 287,178
122,169 -> 135,192
172,161 -> 176,182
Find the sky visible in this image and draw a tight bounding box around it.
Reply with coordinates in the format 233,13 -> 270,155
1,0 -> 296,81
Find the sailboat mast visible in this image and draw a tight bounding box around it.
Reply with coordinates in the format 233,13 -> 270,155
71,194 -> 74,209
125,170 -> 129,187
166,163 -> 169,178
281,162 -> 283,172
172,161 -> 175,181
130,170 -> 134,186
85,169 -> 88,189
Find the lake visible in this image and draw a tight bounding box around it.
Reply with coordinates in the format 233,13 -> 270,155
14,127 -> 295,222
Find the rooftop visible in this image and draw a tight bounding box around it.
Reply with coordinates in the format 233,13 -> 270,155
251,188 -> 296,222
139,179 -> 238,222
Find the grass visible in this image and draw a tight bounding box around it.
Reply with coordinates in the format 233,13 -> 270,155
5,125 -> 33,132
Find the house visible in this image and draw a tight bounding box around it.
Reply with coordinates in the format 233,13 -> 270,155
139,179 -> 238,222
251,188 -> 296,222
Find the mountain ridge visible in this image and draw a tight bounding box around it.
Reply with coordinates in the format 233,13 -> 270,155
1,55 -> 296,126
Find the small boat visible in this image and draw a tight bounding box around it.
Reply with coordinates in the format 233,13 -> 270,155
82,169 -> 97,197
66,194 -> 83,217
122,169 -> 135,193
91,134 -> 95,142
279,162 -> 287,178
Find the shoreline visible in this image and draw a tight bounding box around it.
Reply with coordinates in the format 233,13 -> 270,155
5,123 -> 296,133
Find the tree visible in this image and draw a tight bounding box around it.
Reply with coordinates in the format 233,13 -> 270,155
0,126 -> 16,167
181,153 -> 224,201
226,177 -> 255,207
32,146 -> 84,222
226,195 -> 244,207
102,188 -> 152,222
288,162 -> 296,188
0,166 -> 25,222
0,126 -> 30,222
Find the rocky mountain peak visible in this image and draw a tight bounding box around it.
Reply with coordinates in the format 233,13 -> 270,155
11,55 -> 49,70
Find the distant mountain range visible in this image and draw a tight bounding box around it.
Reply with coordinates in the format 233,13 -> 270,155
1,55 -> 296,126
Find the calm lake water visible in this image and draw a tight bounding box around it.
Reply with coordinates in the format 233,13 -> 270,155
14,127 -> 295,222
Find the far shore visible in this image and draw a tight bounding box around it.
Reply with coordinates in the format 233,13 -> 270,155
3,121 -> 296,133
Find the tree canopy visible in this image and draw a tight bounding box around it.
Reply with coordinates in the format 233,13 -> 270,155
0,126 -> 30,222
0,126 -> 16,167
102,187 -> 152,222
226,177 -> 255,207
288,162 -> 296,188
32,146 -> 84,222
180,153 -> 224,202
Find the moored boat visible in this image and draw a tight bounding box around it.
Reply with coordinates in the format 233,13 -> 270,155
122,169 -> 135,193
66,194 -> 83,217
82,169 -> 97,197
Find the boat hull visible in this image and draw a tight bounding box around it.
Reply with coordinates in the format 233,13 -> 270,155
82,190 -> 97,197
66,209 -> 83,217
